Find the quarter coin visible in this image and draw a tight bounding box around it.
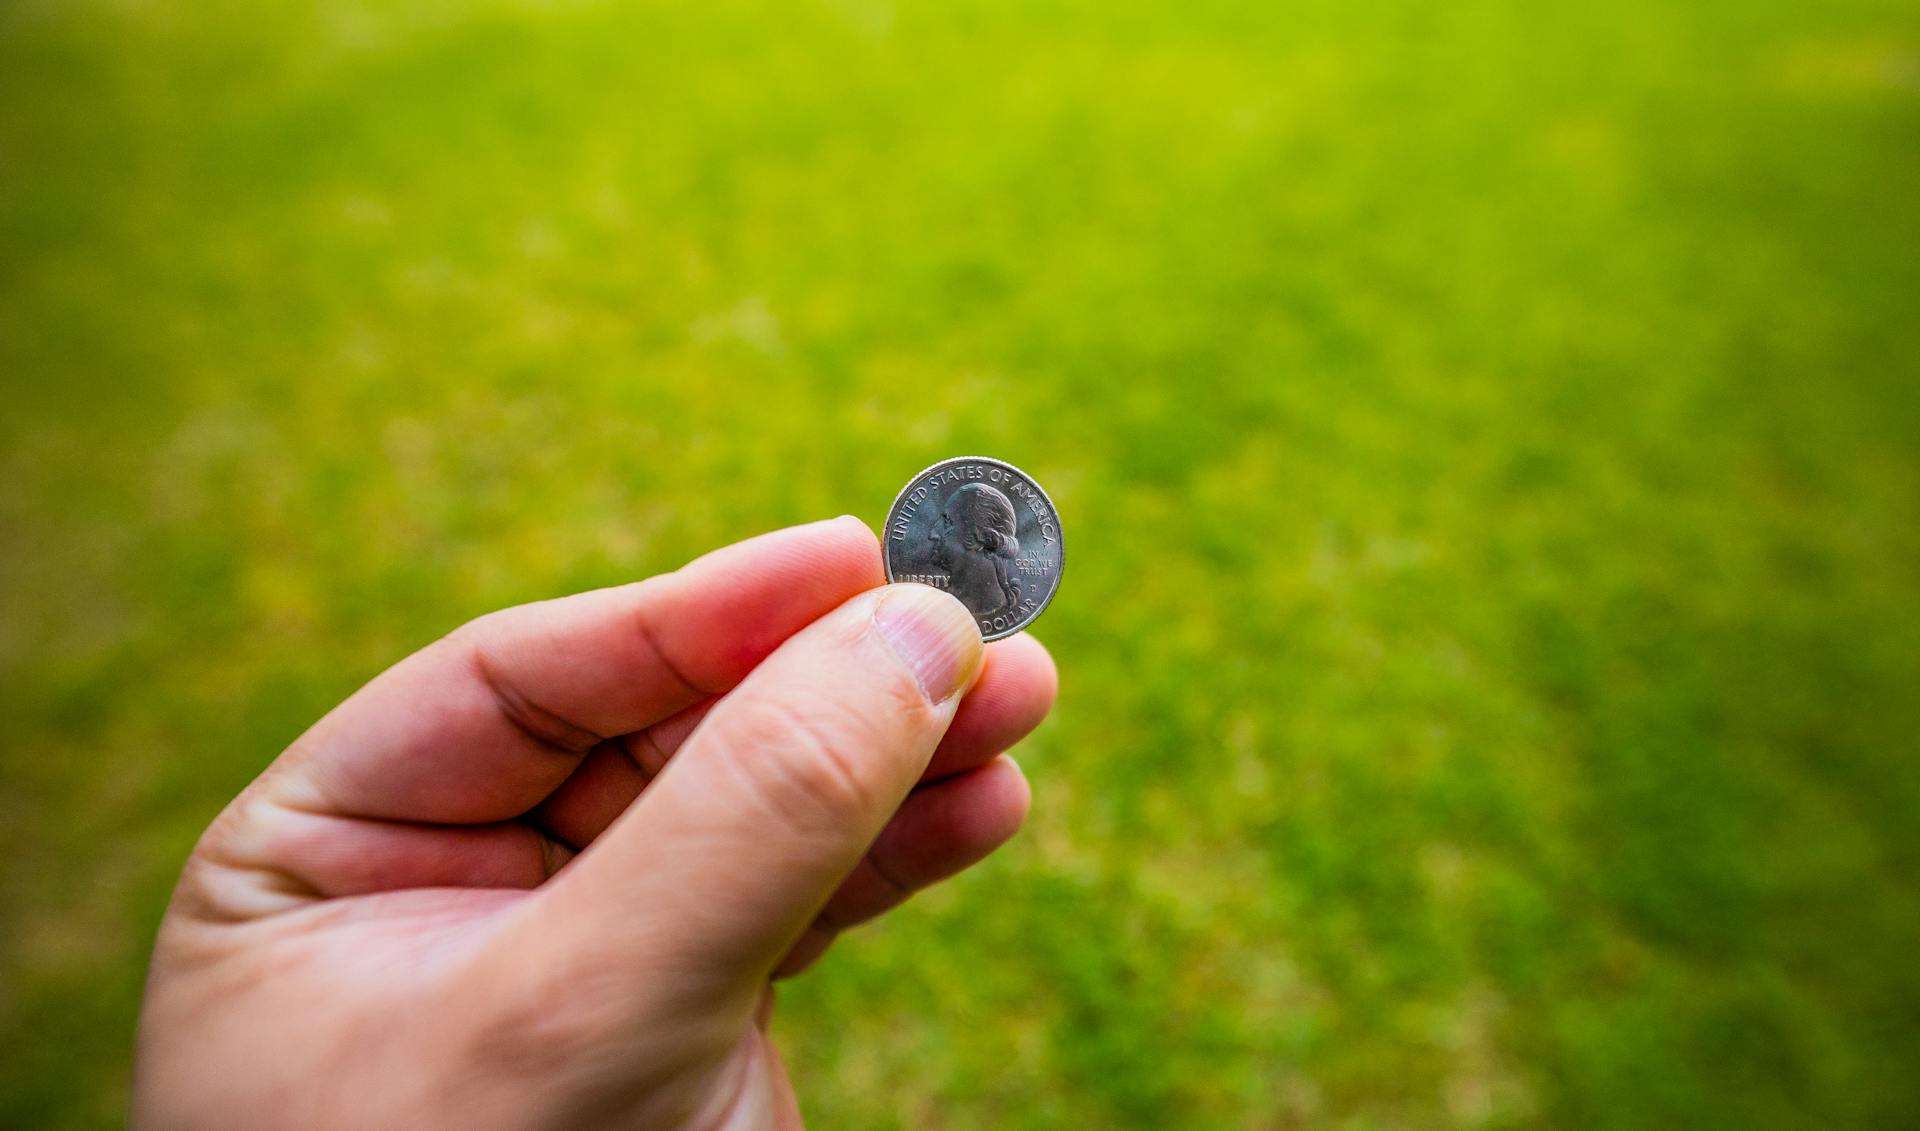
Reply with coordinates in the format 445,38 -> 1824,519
882,456 -> 1064,641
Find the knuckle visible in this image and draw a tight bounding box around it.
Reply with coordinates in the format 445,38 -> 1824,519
731,696 -> 893,830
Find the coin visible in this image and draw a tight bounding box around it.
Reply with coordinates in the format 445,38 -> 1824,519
882,456 -> 1064,641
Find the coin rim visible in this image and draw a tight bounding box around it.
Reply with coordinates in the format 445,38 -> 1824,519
881,455 -> 1065,642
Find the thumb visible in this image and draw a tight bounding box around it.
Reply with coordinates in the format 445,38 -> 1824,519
526,583 -> 984,996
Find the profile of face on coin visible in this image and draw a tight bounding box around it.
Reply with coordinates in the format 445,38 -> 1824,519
883,457 -> 1063,641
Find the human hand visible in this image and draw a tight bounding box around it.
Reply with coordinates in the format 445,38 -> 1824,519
132,518 -> 1056,1129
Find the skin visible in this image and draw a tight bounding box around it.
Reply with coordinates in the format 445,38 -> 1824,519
131,517 -> 1058,1130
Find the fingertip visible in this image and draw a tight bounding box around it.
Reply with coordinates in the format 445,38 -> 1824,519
832,512 -> 875,536
989,633 -> 1059,709
922,633 -> 1056,781
656,519 -> 887,685
826,513 -> 883,568
786,753 -> 1033,958
875,755 -> 1031,880
684,516 -> 884,590
874,583 -> 987,704
970,754 -> 1033,845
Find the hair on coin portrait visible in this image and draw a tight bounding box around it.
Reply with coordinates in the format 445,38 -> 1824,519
933,482 -> 1023,616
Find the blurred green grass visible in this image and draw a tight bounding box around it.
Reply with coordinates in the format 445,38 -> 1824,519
4,0 -> 1919,1126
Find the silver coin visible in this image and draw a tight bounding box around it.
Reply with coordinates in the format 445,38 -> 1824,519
882,456 -> 1064,641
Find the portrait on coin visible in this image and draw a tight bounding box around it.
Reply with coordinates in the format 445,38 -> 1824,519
932,482 -> 1023,616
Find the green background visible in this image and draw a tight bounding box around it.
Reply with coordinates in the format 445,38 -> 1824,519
4,1 -> 1918,1127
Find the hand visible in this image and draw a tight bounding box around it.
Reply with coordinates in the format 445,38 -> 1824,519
132,518 -> 1057,1129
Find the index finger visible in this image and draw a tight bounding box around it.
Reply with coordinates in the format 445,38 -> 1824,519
263,516 -> 885,824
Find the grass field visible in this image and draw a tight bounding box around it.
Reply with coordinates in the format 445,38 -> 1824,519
4,1 -> 1919,1127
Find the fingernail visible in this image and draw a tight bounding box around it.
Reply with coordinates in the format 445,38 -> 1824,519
873,584 -> 984,704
